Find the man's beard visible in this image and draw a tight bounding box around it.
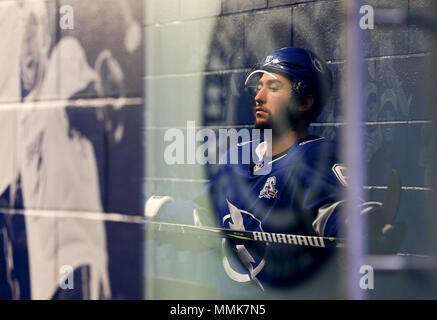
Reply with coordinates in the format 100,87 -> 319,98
254,101 -> 302,139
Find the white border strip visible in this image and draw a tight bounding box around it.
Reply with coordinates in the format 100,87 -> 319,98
145,124 -> 253,130
145,177 -> 210,183
144,177 -> 433,190
0,208 -> 145,224
0,97 -> 143,110
310,120 -> 432,127
144,120 -> 433,130
364,186 -> 432,191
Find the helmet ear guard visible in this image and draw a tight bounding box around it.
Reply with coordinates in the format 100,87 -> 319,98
291,79 -> 307,98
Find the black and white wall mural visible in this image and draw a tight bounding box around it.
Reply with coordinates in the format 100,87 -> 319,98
0,0 -> 143,299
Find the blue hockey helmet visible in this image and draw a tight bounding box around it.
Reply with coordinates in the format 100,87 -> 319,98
245,47 -> 333,123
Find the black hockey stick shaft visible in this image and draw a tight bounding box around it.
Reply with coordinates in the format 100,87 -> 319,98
144,220 -> 346,249
143,171 -> 401,251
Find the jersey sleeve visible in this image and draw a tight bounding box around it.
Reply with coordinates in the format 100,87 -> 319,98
298,140 -> 382,238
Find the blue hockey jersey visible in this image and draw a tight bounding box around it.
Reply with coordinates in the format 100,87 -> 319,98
207,134 -> 349,296
153,134 -> 382,297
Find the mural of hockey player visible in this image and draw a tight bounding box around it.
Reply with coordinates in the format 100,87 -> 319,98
22,2 -> 112,300
0,2 -> 135,299
0,2 -> 30,300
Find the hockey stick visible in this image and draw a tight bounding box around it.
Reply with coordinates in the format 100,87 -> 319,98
144,220 -> 346,249
144,221 -> 434,261
144,170 -> 403,251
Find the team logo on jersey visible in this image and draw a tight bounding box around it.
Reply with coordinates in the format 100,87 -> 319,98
221,199 -> 331,290
332,164 -> 348,186
222,200 -> 266,290
259,176 -> 278,199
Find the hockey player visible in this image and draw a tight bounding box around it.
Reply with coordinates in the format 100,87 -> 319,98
146,47 -> 401,297
0,3 -> 112,299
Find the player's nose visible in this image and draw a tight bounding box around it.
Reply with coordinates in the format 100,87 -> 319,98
254,86 -> 267,105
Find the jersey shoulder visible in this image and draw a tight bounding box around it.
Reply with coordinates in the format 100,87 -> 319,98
298,135 -> 339,165
294,135 -> 346,185
221,139 -> 260,163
